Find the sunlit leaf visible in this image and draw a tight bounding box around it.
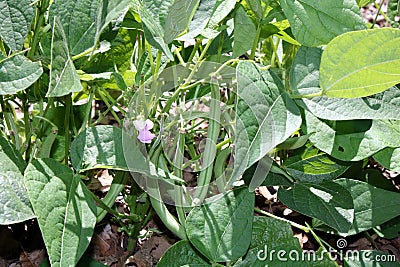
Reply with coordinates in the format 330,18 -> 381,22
320,28 -> 400,98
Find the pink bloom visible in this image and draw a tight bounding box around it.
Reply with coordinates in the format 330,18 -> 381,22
133,119 -> 156,143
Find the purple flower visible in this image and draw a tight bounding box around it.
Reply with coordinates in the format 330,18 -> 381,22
133,119 -> 156,143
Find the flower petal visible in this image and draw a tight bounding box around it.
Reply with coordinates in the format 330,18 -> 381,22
137,130 -> 156,143
145,119 -> 154,130
133,120 -> 146,130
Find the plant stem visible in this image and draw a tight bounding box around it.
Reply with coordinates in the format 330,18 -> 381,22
371,0 -> 385,29
305,222 -> 327,250
90,191 -> 141,222
27,0 -> 50,58
63,95 -> 72,163
161,39 -> 214,114
187,39 -> 201,63
147,43 -> 155,74
254,207 -> 310,232
97,88 -> 121,125
22,95 -> 32,162
155,50 -> 163,76
79,86 -> 95,133
174,48 -> 186,66
217,31 -> 225,63
96,171 -> 129,223
250,23 -> 262,60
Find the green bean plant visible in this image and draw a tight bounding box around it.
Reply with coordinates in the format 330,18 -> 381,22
0,0 -> 399,266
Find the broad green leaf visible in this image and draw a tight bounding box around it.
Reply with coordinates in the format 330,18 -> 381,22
138,3 -> 173,59
344,250 -> 400,267
243,160 -> 293,187
320,28 -> 400,98
70,125 -> 127,172
235,217 -> 336,267
50,0 -> 97,55
186,187 -> 254,262
278,180 -> 354,233
361,169 -> 398,193
291,47 -> 400,120
50,0 -> 130,55
24,158 -> 96,266
93,0 -> 132,49
0,135 -> 26,173
157,240 -> 210,266
315,178 -> 400,236
138,0 -> 199,58
201,0 -> 237,38
290,46 -> 322,97
0,54 -> 43,95
277,134 -> 311,150
233,6 -> 257,57
234,61 -> 301,181
177,0 -> 216,41
133,45 -> 169,86
297,86 -> 400,120
47,17 -> 82,97
375,216 -> 400,239
247,0 -> 264,19
164,0 -> 200,43
302,111 -> 400,161
81,28 -> 136,74
283,145 -> 351,183
374,147 -> 400,172
280,0 -> 365,47
0,136 -> 34,224
335,178 -> 400,236
33,103 -> 87,136
0,0 -> 34,51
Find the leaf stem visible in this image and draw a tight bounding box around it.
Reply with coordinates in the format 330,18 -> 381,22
71,47 -> 95,61
290,91 -> 323,99
90,190 -> 141,222
371,1 -> 385,29
305,222 -> 327,250
254,207 -> 310,232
